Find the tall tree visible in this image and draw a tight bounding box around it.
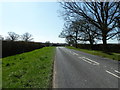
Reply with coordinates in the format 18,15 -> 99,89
59,23 -> 76,45
78,21 -> 101,46
60,1 -> 120,51
59,19 -> 100,48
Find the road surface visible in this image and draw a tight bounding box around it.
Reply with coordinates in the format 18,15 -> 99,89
53,47 -> 119,88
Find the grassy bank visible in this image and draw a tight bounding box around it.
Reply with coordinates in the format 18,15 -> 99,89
0,59 -> 2,89
67,46 -> 120,61
2,47 -> 55,88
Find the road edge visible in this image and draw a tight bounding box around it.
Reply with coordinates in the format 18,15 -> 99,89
52,47 -> 57,88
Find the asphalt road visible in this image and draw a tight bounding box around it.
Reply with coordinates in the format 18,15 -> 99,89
53,47 -> 119,88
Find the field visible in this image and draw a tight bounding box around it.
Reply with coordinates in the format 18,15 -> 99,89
67,46 -> 120,61
2,47 -> 55,88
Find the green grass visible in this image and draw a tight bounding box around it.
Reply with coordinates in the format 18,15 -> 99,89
0,58 -> 2,89
66,46 -> 120,61
2,47 -> 55,88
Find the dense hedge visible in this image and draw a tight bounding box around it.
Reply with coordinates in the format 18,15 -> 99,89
2,41 -> 45,58
2,40 -> 119,58
76,44 -> 120,53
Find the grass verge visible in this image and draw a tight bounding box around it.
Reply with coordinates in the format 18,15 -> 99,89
2,47 -> 55,88
0,59 -> 2,89
66,46 -> 120,61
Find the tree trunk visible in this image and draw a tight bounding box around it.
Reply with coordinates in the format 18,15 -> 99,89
75,40 -> 77,48
102,33 -> 107,52
89,40 -> 93,50
75,31 -> 78,48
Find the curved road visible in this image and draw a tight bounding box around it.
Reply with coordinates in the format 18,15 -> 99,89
53,47 -> 119,88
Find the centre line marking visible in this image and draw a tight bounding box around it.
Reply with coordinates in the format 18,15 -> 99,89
78,57 -> 92,64
82,57 -> 99,65
78,57 -> 99,65
75,53 -> 78,55
72,52 -> 78,56
82,58 -> 92,64
78,57 -> 84,59
106,70 -> 120,79
83,57 -> 99,65
114,70 -> 120,74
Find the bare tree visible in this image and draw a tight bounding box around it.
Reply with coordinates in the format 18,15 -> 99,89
21,32 -> 33,42
60,1 -> 120,51
59,30 -> 75,46
7,32 -> 19,41
59,23 -> 76,46
59,19 -> 100,48
78,21 -> 101,46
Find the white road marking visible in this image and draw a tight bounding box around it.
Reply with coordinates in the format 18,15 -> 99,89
74,53 -> 78,56
72,52 -> 78,56
82,57 -> 100,65
114,70 -> 120,74
78,57 -> 92,64
82,58 -> 92,64
106,70 -> 120,79
78,57 -> 99,65
78,57 -> 86,59
66,49 -> 79,56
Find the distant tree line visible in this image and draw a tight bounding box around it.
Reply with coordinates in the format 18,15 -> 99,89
0,32 -> 33,42
59,1 -> 120,52
1,32 -> 39,57
1,32 -> 67,58
2,41 -> 67,58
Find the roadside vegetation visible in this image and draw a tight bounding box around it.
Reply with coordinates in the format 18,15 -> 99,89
67,46 -> 120,61
2,47 -> 55,88
0,59 -> 2,89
